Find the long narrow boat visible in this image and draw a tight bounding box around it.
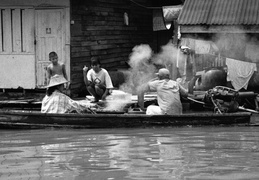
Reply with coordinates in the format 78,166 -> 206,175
0,109 -> 251,129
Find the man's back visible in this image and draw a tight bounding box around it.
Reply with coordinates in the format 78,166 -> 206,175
149,79 -> 182,115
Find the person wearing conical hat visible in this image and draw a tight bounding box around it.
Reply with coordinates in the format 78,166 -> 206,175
41,74 -> 95,113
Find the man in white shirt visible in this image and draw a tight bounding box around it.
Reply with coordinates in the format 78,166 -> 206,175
83,57 -> 113,102
146,68 -> 187,115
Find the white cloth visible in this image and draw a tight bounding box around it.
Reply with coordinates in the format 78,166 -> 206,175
146,105 -> 163,115
87,68 -> 113,89
147,79 -> 183,115
176,48 -> 187,76
226,58 -> 257,90
180,38 -> 219,54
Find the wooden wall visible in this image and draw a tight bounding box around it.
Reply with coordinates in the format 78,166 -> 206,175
70,0 -> 155,96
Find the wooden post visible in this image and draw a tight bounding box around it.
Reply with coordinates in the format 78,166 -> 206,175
255,95 -> 259,111
138,92 -> 144,110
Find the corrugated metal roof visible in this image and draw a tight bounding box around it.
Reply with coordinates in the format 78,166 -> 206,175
178,0 -> 259,25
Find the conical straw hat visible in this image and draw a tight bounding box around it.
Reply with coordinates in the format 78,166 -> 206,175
47,74 -> 68,88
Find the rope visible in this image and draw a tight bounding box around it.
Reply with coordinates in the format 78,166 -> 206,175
186,97 -> 205,105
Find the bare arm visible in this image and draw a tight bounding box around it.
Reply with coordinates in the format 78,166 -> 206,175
101,89 -> 110,100
62,64 -> 68,80
149,77 -> 159,82
139,76 -> 159,93
83,66 -> 90,86
178,84 -> 188,98
46,66 -> 51,84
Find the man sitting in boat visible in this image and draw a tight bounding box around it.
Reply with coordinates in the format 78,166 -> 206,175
145,68 -> 188,115
41,75 -> 95,113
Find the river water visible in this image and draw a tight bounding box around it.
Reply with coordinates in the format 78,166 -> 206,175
0,126 -> 259,180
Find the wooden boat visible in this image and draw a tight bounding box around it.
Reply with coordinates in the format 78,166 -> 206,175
0,109 -> 251,129
0,90 -> 256,129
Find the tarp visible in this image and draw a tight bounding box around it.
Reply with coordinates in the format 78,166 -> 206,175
153,5 -> 182,31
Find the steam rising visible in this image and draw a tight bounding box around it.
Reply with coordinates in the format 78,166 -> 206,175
103,30 -> 259,111
121,42 -> 178,95
104,41 -> 179,111
103,90 -> 132,111
153,41 -> 178,68
212,33 -> 259,63
103,30 -> 259,112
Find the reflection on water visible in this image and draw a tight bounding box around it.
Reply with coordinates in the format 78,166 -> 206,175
0,126 -> 259,180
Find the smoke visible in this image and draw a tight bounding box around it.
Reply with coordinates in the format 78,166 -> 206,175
211,31 -> 259,62
128,44 -> 153,69
245,39 -> 259,62
103,90 -> 132,111
121,42 -> 179,95
152,41 -> 178,69
213,33 -> 247,60
103,41 -> 179,111
121,44 -> 156,95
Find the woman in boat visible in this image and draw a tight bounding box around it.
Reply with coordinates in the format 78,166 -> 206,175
145,68 -> 188,115
41,74 -> 95,113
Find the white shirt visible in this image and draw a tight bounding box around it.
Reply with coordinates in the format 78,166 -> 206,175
87,68 -> 113,89
148,79 -> 183,115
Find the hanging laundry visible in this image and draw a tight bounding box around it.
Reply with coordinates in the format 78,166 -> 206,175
176,48 -> 187,77
181,38 -> 219,55
180,38 -> 195,50
195,40 -> 211,54
152,9 -> 166,31
226,58 -> 257,90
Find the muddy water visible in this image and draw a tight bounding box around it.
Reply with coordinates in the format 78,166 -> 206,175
0,126 -> 259,180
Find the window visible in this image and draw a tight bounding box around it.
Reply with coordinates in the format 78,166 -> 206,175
0,8 -> 34,53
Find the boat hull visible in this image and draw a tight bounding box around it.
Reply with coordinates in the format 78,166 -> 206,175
0,110 -> 251,129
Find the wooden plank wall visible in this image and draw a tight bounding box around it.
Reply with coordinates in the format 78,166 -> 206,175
2,9 -> 12,52
0,11 -> 2,51
70,0 -> 154,96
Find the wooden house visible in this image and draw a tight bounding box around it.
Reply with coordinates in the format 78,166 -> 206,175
0,0 -> 70,90
0,0 -> 161,97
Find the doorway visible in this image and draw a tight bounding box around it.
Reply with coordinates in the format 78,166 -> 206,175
35,9 -> 66,88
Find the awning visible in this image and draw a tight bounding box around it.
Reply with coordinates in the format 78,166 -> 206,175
178,0 -> 259,33
178,0 -> 259,25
